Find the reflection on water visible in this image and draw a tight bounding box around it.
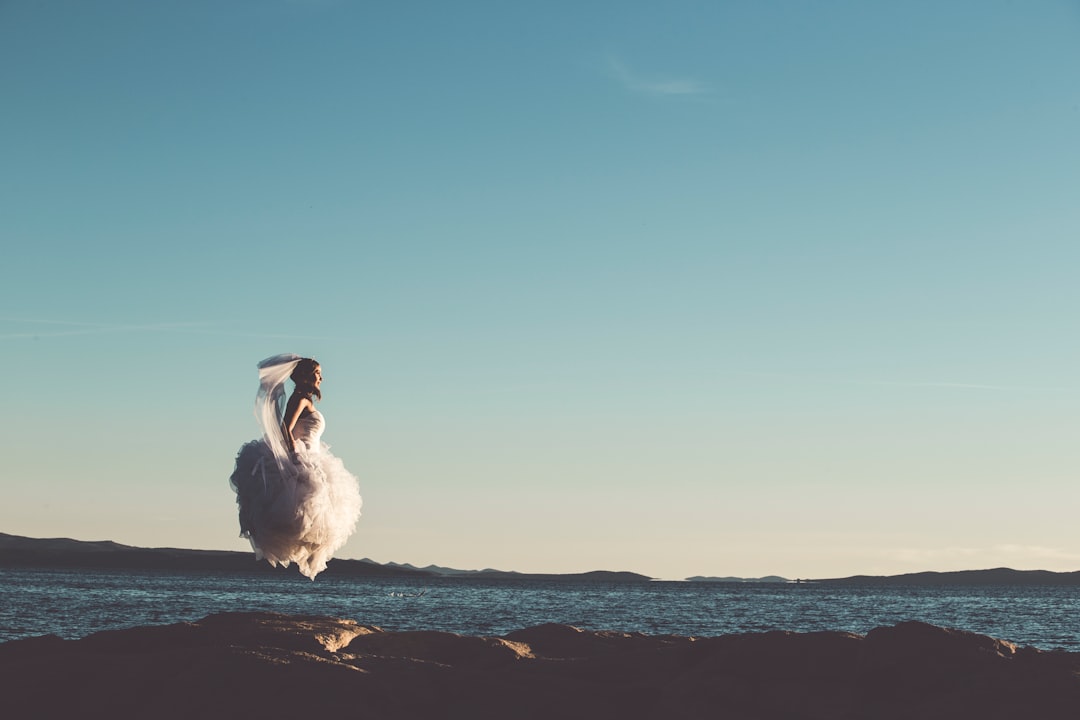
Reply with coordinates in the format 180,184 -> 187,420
2,568 -> 1079,650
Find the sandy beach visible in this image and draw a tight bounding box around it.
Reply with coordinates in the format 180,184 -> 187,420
3,611 -> 1079,719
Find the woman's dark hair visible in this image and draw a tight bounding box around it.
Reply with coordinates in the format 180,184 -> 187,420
291,357 -> 322,400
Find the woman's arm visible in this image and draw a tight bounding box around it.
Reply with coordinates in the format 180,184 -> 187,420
280,392 -> 313,455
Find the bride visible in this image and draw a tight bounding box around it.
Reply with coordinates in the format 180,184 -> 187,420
229,354 -> 363,579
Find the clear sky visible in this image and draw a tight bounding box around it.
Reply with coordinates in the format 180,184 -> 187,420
3,1 -> 1079,580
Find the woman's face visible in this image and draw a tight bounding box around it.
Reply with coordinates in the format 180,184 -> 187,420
313,364 -> 322,389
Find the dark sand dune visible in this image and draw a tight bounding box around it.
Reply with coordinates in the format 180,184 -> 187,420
3,612 -> 1079,719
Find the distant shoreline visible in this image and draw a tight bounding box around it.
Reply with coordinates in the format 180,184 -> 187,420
3,532 -> 1079,585
0,532 -> 649,583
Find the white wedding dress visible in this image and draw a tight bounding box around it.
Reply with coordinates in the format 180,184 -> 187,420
229,355 -> 362,579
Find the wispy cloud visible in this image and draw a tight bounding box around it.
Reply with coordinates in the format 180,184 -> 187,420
605,55 -> 710,97
993,544 -> 1080,562
0,318 -> 210,340
888,544 -> 1080,566
888,546 -> 981,564
740,371 -> 1074,394
842,379 -> 1074,392
0,318 -> 342,342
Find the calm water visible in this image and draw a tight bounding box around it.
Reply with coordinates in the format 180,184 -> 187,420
2,567 -> 1079,651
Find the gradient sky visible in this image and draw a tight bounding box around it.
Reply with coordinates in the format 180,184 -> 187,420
3,1 -> 1079,580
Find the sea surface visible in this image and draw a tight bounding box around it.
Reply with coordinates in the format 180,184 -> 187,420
3,567 -> 1079,651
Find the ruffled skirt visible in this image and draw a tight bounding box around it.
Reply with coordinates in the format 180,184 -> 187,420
230,440 -> 362,579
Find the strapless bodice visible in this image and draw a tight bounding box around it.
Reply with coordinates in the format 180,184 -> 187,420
293,409 -> 325,451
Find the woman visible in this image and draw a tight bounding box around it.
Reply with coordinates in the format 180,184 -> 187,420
230,354 -> 362,579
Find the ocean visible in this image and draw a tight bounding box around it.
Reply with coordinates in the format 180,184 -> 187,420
3,567 -> 1079,651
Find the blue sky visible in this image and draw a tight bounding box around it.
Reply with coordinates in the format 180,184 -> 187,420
3,1 -> 1079,579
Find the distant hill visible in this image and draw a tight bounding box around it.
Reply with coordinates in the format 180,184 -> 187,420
686,575 -> 790,584
383,561 -> 509,576
812,568 -> 1080,586
0,532 -> 428,578
11,534 -> 1074,585
0,533 -> 651,582
455,569 -> 651,583
381,560 -> 650,583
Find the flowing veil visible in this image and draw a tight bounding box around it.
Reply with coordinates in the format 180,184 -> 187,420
255,353 -> 302,479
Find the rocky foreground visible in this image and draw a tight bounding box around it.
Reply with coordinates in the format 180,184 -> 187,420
2,613 -> 1079,719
